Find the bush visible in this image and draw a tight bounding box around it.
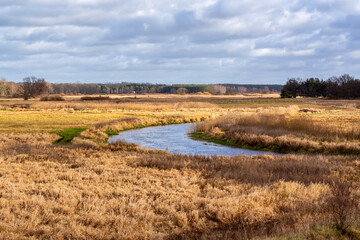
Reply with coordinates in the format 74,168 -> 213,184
80,96 -> 110,101
327,179 -> 360,234
40,95 -> 65,101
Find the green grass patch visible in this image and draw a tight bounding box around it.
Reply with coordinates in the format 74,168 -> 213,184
105,129 -> 119,136
54,127 -> 87,144
190,132 -> 276,153
190,132 -> 238,147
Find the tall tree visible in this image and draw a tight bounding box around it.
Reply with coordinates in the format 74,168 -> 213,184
281,78 -> 300,98
21,76 -> 49,100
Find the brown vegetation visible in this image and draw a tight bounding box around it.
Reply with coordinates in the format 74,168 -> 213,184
40,95 -> 65,101
80,95 -> 110,101
193,110 -> 360,155
0,133 -> 359,239
1,96 -> 360,239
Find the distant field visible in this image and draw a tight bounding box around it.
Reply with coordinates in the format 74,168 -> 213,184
0,93 -> 290,134
0,94 -> 352,134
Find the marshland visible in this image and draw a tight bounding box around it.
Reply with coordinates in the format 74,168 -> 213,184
4,0 -> 360,238
0,93 -> 359,239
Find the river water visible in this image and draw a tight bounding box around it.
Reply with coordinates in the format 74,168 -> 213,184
108,123 -> 276,157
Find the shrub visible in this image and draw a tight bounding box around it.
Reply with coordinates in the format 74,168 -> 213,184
40,95 -> 65,101
80,96 -> 110,101
10,103 -> 30,109
327,179 -> 360,234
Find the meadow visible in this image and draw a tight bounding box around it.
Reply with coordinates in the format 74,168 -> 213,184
0,94 -> 359,239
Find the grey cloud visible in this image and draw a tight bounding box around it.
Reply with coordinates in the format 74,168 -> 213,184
173,10 -> 205,31
332,14 -> 360,40
205,0 -> 270,19
0,0 -> 360,83
104,16 -> 170,41
103,10 -> 205,43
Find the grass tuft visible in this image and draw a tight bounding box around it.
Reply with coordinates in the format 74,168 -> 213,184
105,129 -> 119,136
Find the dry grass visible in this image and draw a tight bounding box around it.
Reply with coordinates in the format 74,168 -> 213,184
0,98 -> 225,134
0,133 -> 359,239
0,99 -> 217,112
193,106 -> 360,155
0,96 -> 322,134
1,96 -> 360,239
302,98 -> 360,110
80,96 -> 110,101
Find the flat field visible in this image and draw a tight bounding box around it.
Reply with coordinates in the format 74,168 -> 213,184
0,94 -> 359,239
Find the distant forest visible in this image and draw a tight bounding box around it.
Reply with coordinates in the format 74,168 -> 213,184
0,78 -> 282,98
281,74 -> 360,99
50,83 -> 282,95
4,74 -> 360,100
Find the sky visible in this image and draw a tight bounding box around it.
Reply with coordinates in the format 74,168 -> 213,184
0,0 -> 360,84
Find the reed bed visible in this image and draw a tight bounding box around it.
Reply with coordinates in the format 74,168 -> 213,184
193,111 -> 360,155
195,112 -> 360,141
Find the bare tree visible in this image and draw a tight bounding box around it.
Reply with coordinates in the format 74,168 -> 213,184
0,78 -> 19,97
21,76 -> 49,100
327,179 -> 360,234
0,78 -> 8,96
176,88 -> 187,95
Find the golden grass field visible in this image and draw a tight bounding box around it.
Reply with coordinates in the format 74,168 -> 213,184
193,108 -> 360,155
0,94 -> 359,239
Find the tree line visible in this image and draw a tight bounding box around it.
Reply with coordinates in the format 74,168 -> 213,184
1,75 -> 358,100
0,77 -> 280,99
50,83 -> 278,95
281,74 -> 360,99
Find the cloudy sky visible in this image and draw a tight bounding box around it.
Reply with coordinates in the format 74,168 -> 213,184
0,0 -> 360,84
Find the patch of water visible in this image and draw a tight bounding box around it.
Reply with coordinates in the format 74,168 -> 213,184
108,123 -> 277,157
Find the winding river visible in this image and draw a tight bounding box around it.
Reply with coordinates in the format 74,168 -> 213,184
108,123 -> 276,156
